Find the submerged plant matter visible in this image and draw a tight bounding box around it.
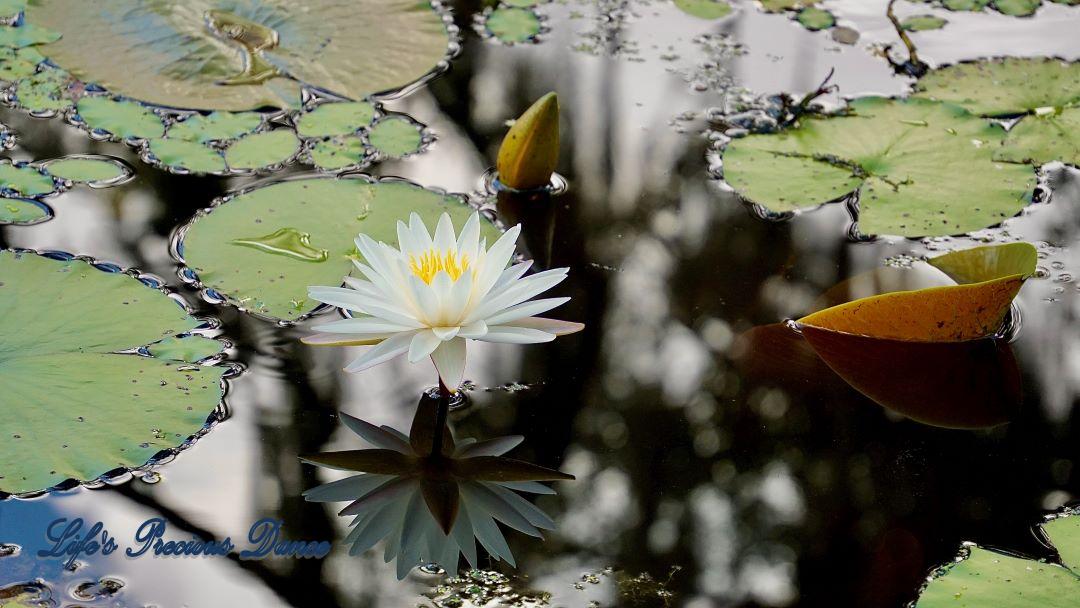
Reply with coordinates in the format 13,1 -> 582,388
304,211 -> 584,391
302,393 -> 572,578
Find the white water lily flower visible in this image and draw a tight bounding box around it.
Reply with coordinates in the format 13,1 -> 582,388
304,212 -> 583,389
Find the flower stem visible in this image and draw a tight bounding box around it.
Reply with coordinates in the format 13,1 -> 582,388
431,380 -> 452,456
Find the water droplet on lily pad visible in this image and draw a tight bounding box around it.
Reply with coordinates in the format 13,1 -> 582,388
0,250 -> 228,495
367,116 -> 425,158
231,227 -> 330,263
25,0 -> 455,111
175,176 -> 500,322
225,129 -> 301,171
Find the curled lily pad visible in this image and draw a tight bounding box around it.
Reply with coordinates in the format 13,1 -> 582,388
168,112 -> 264,143
796,7 -> 835,29
25,0 -> 453,111
146,335 -> 225,363
224,129 -> 300,171
76,97 -> 165,140
484,7 -> 542,44
175,175 -> 499,322
367,115 -> 425,158
0,162 -> 54,196
146,138 -> 228,174
916,510 -> 1080,607
720,97 -> 1035,237
40,156 -> 135,187
295,101 -> 377,138
0,250 -> 227,495
902,14 -> 948,30
308,135 -> 370,171
0,197 -> 50,225
673,0 -> 733,19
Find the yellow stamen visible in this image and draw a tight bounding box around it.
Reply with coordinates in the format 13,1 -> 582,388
409,249 -> 470,284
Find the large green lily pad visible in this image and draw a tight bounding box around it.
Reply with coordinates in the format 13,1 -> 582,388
916,511 -> 1080,607
913,58 -> 1080,117
721,97 -> 1035,237
0,250 -> 226,495
25,0 -> 453,111
177,176 -> 500,322
996,109 -> 1080,165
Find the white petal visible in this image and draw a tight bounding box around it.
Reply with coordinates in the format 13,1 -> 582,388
408,330 -> 442,363
483,297 -> 570,327
472,224 -> 521,298
456,320 -> 489,339
308,287 -> 416,325
477,326 -> 556,344
444,271 -> 474,323
457,436 -> 523,457
432,326 -> 460,340
490,261 -> 533,293
312,316 -> 418,334
456,212 -> 481,262
464,269 -> 568,324
338,414 -> 414,453
408,276 -> 441,323
301,332 -> 391,346
433,212 -> 456,252
430,338 -> 467,390
344,331 -> 416,372
509,317 -> 585,336
354,234 -> 394,279
396,220 -> 417,255
342,276 -> 381,296
409,212 -> 434,252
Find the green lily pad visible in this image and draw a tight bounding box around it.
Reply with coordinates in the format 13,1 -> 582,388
485,7 -> 542,43
673,0 -> 732,19
720,97 -> 1035,237
942,0 -> 991,9
992,0 -> 1041,15
25,0 -> 452,112
0,47 -> 42,81
308,135 -> 369,171
146,335 -> 225,363
759,0 -> 817,10
224,130 -> 300,171
0,23 -> 60,48
0,163 -> 54,196
176,176 -> 500,322
902,14 -> 949,30
12,68 -> 70,113
996,108 -> 1080,165
76,97 -> 165,140
295,101 -> 377,138
0,197 -> 50,224
913,58 -> 1080,117
796,7 -> 835,29
367,116 -> 424,158
0,0 -> 27,14
168,112 -> 264,143
41,156 -> 133,186
916,511 -> 1080,607
0,250 -> 226,495
147,138 -> 228,174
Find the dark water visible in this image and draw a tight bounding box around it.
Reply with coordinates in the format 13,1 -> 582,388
2,1 -> 1080,606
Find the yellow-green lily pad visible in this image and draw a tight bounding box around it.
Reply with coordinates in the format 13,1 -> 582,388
224,129 -> 300,171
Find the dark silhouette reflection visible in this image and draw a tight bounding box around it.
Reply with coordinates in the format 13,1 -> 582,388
736,322 -> 1021,429
301,390 -> 573,579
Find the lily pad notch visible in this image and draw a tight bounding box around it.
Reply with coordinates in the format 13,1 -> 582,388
0,249 -> 237,497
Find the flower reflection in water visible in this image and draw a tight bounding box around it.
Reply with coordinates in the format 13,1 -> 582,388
302,392 -> 574,578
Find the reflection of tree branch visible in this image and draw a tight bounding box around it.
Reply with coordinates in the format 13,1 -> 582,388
114,484 -> 335,608
783,68 -> 837,127
884,0 -> 928,77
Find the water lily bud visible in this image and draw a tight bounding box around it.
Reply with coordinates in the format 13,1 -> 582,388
496,92 -> 559,190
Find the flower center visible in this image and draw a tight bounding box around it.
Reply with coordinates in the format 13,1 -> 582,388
409,249 -> 470,284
